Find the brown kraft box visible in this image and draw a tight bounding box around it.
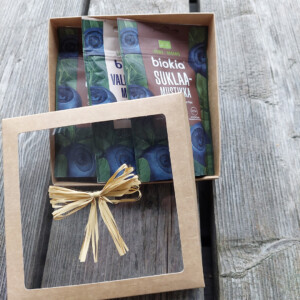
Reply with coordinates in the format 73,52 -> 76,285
48,13 -> 220,186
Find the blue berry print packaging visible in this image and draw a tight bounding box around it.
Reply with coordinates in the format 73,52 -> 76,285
129,115 -> 172,182
92,121 -> 136,182
54,27 -> 96,180
118,19 -> 214,179
82,18 -> 136,182
54,127 -> 96,178
117,20 -> 172,182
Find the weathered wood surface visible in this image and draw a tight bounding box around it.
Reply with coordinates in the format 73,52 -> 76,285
0,1 -> 90,299
0,0 -> 208,299
201,0 -> 300,299
3,0 -> 299,299
88,0 -> 189,15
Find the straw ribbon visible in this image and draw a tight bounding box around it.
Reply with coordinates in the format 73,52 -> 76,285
48,164 -> 141,263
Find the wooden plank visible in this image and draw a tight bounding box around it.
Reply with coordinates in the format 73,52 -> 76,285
201,0 -> 300,299
0,0 -> 91,298
87,0 -> 189,16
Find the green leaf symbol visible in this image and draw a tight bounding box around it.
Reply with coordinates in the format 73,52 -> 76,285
194,160 -> 206,176
138,158 -> 150,182
124,54 -> 148,87
134,136 -> 151,152
55,154 -> 68,177
97,157 -> 110,182
55,134 -> 71,148
196,73 -> 208,107
189,27 -> 206,49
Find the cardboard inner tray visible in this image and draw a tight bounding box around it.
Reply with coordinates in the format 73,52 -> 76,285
48,13 -> 220,186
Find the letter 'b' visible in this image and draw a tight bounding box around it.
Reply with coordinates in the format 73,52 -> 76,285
114,60 -> 122,69
151,56 -> 159,67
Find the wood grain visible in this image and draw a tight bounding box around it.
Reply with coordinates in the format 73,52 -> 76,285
0,0 -> 209,298
87,0 -> 189,16
201,0 -> 300,299
2,0 -> 299,299
0,0 -> 93,298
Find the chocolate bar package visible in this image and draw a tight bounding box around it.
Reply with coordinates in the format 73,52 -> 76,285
118,19 -> 214,179
82,18 -> 136,182
54,27 -> 96,179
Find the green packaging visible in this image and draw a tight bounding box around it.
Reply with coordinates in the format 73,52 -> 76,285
55,27 -> 96,180
82,18 -> 136,182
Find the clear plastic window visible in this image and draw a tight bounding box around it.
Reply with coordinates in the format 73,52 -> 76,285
18,118 -> 183,289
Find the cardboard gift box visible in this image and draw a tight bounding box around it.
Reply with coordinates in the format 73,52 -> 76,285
48,13 -> 220,186
3,93 -> 204,299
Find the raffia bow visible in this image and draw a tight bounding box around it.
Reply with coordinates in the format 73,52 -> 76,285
48,164 -> 141,263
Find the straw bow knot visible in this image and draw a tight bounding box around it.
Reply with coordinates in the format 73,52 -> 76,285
49,164 -> 141,262
90,191 -> 102,198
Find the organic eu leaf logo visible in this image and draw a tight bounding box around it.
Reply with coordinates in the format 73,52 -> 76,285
158,40 -> 171,50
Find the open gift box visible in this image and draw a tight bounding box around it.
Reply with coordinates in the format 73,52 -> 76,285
4,93 -> 205,299
48,13 -> 220,186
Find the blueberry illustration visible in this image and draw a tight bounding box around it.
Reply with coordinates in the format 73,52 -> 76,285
66,143 -> 96,177
188,43 -> 207,77
190,122 -> 207,165
57,85 -> 82,110
59,37 -> 79,58
119,28 -> 141,54
128,84 -> 153,99
142,145 -> 172,181
84,28 -> 104,56
90,86 -> 117,105
105,145 -> 136,175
